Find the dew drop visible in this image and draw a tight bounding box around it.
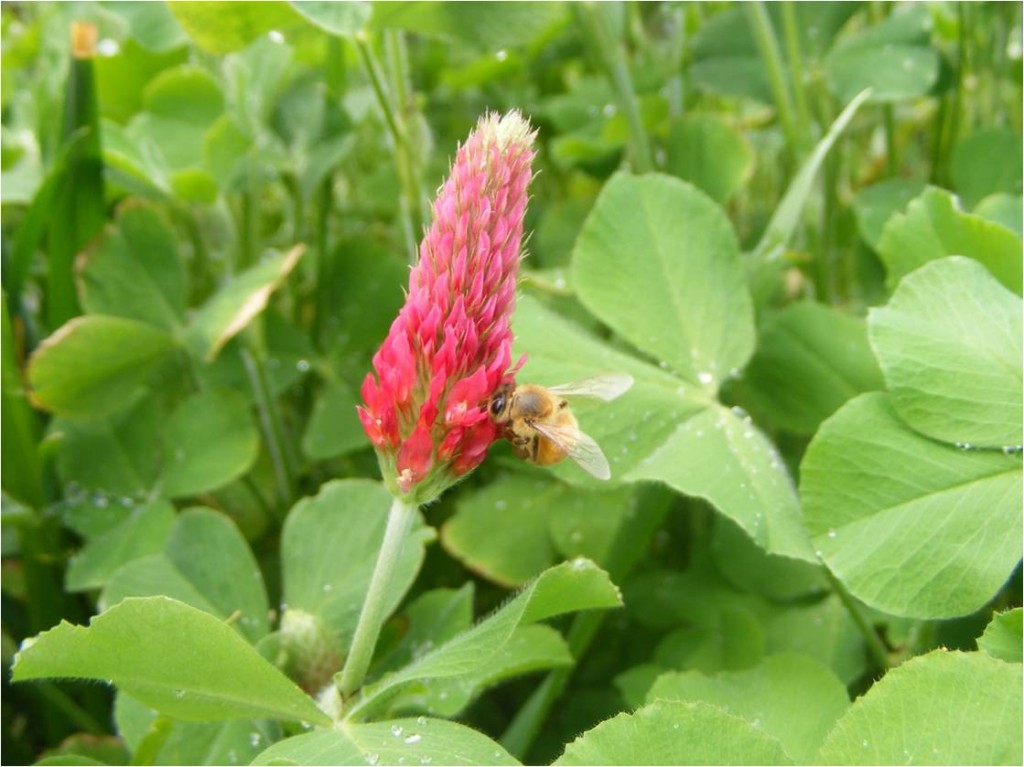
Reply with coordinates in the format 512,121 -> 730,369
367,753 -> 380,766
390,725 -> 404,738
420,758 -> 432,765
97,38 -> 120,56
323,583 -> 333,592
92,493 -> 109,508
827,529 -> 837,539
249,732 -> 261,747
296,359 -> 311,372
173,689 -> 185,699
495,49 -> 508,62
404,734 -> 422,745
862,739 -> 869,748
602,103 -> 617,117
697,371 -> 714,385
268,29 -> 284,44
416,716 -> 427,725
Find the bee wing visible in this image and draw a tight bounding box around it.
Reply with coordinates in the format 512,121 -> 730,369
530,419 -> 612,480
546,373 -> 634,402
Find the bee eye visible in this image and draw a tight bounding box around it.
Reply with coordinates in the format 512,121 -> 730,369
489,393 -> 506,417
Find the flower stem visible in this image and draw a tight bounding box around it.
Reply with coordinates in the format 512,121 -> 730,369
338,495 -> 417,700
575,4 -> 654,174
824,567 -> 891,672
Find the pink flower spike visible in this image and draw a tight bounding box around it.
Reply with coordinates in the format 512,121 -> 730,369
358,110 -> 536,503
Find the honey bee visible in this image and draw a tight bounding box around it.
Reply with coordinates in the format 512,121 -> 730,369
487,374 -> 634,480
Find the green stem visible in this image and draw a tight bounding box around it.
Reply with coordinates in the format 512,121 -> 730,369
883,105 -> 898,176
338,496 -> 417,699
780,2 -> 812,151
313,174 -> 333,351
355,35 -> 422,264
747,2 -> 801,157
824,568 -> 890,671
241,342 -> 295,507
575,4 -> 654,173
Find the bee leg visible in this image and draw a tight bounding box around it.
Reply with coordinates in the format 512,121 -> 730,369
557,399 -> 568,410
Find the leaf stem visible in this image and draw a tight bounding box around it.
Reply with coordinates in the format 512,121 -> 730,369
241,341 -> 296,507
747,2 -> 801,158
824,567 -> 891,671
575,4 -> 654,173
338,495 -> 417,700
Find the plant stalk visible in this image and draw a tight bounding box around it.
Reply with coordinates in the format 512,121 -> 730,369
355,34 -> 423,264
575,4 -> 654,173
824,567 -> 891,671
241,342 -> 296,507
780,2 -> 813,152
338,495 -> 417,700
747,3 -> 801,158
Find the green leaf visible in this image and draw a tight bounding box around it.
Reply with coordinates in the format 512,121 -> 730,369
281,480 -> 434,641
737,301 -> 884,435
823,6 -> 939,103
102,509 -> 270,643
101,2 -> 189,53
654,606 -> 765,674
853,178 -> 927,251
978,608 -> 1023,664
951,127 -> 1023,209
54,398 -> 163,498
710,517 -> 826,602
65,499 -> 175,592
12,596 -> 330,726
161,390 -> 260,498
664,115 -> 754,205
252,718 -> 520,766
373,587 -> 474,677
647,654 -> 849,763
800,392 -> 1023,619
877,186 -> 1023,295
869,256 -> 1023,448
300,381 -> 367,461
763,596 -> 867,686
370,2 -> 564,49
28,316 -> 176,419
513,295 -> 813,561
127,65 -> 224,171
78,202 -> 186,332
817,650 -> 1023,764
114,692 -> 281,766
387,624 -> 573,718
751,89 -> 872,262
555,700 -> 791,765
289,1 -> 371,36
442,473 -> 634,587
347,559 -> 622,721
186,246 -> 305,361
573,172 -> 752,389
974,193 -> 1023,237
169,2 -> 304,54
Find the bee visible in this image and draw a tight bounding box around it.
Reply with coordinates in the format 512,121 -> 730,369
487,374 -> 634,480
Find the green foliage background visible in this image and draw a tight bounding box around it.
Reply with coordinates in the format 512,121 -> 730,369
2,2 -> 1022,765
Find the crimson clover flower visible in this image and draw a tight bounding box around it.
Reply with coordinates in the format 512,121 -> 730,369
358,110 -> 536,503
